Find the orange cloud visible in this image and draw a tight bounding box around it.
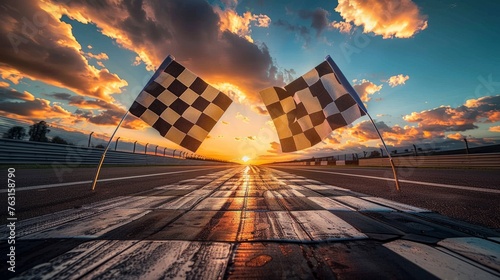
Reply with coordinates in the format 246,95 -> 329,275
214,8 -> 271,42
487,111 -> 500,122
0,1 -> 127,102
215,8 -> 255,42
85,52 -> 109,60
235,112 -> 250,123
347,120 -> 443,146
0,97 -> 72,121
387,74 -> 410,87
404,95 -> 500,132
267,141 -> 282,154
335,0 -> 428,39
0,86 -> 35,102
45,0 -> 278,107
330,21 -> 352,33
447,133 -> 464,141
0,68 -> 24,85
353,79 -> 382,102
489,126 -> 500,133
404,106 -> 478,132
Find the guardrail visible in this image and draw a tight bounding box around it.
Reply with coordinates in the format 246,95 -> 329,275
359,153 -> 500,168
272,153 -> 500,168
0,138 -> 222,166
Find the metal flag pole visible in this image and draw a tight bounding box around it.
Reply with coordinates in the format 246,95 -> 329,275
325,55 -> 401,191
91,111 -> 129,191
91,55 -> 175,191
365,113 -> 401,191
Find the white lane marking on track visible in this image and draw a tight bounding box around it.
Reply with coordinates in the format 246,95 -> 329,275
0,168 -> 221,193
278,168 -> 500,194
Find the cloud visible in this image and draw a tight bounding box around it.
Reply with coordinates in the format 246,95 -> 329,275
298,8 -> 330,37
46,92 -> 145,129
214,6 -> 271,43
47,92 -> 121,110
464,95 -> 500,122
254,14 -> 271,27
85,52 -> 109,60
387,74 -> 410,87
267,141 -> 282,154
0,86 -> 35,102
342,96 -> 500,149
0,96 -> 73,121
0,0 -> 128,102
350,120 -> 392,142
330,21 -> 352,34
404,95 -> 500,132
489,126 -> 500,133
253,105 -> 268,115
404,106 -> 478,132
235,112 -> 250,123
447,132 -> 465,141
335,0 -> 428,39
347,119 -> 443,147
274,19 -> 311,47
352,79 -> 383,102
47,0 -> 277,105
247,136 -> 256,140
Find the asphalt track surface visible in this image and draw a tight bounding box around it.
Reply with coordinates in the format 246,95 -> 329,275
1,165 -> 499,279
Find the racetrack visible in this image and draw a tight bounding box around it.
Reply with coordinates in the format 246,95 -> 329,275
1,164 -> 499,278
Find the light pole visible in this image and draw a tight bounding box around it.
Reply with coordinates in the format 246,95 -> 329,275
145,143 -> 149,154
114,137 -> 120,151
88,132 -> 94,147
155,145 -> 158,155
173,149 -> 177,158
163,147 -> 167,156
464,137 -> 470,154
133,141 -> 137,153
413,144 -> 417,156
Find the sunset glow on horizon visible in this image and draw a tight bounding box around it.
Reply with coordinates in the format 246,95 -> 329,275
0,0 -> 499,164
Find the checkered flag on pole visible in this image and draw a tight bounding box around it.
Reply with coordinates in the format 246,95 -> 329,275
259,56 -> 366,152
129,56 -> 232,152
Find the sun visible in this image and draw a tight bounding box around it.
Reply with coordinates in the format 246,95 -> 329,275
242,156 -> 251,163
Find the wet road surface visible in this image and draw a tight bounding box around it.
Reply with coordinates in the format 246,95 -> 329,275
1,166 -> 499,279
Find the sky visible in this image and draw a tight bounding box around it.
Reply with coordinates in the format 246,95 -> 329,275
0,0 -> 499,164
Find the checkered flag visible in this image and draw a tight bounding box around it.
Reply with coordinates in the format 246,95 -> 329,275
129,56 -> 232,152
260,58 -> 366,152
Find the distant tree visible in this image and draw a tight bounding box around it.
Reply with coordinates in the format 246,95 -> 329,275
3,126 -> 27,140
29,121 -> 50,142
51,136 -> 68,145
95,144 -> 105,149
368,150 -> 381,158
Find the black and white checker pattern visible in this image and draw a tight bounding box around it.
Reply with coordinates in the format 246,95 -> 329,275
260,61 -> 365,152
129,60 -> 232,152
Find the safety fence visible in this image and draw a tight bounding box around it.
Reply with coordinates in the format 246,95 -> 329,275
358,153 -> 500,168
0,139 -> 224,166
273,153 -> 500,168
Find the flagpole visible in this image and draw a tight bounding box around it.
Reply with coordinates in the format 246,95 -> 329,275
91,111 -> 129,191
365,113 -> 401,191
325,55 -> 400,191
90,55 -> 175,191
